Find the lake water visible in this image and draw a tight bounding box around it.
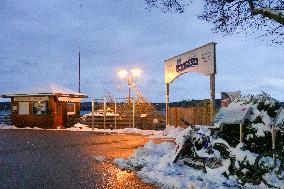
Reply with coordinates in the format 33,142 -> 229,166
0,110 -> 10,116
0,110 -> 89,116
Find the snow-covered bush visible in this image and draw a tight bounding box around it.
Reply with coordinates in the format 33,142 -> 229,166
174,93 -> 284,186
214,93 -> 284,186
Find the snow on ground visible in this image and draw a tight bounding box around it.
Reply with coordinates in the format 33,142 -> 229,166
0,124 -> 17,129
66,123 -> 162,135
113,140 -> 237,189
0,123 -> 163,136
156,125 -> 184,138
94,155 -> 106,162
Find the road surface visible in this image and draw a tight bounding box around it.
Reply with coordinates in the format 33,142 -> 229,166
0,130 -> 157,189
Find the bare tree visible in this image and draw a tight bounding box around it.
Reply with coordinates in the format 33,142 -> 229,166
145,0 -> 284,44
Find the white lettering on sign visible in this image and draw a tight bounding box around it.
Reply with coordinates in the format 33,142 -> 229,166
165,43 -> 216,83
58,97 -> 81,102
14,96 -> 49,102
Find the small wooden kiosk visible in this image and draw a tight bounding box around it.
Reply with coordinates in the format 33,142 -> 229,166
1,84 -> 87,129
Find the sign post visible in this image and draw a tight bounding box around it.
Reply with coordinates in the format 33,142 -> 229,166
114,98 -> 117,130
164,42 -> 217,126
132,99 -> 135,128
103,97 -> 106,130
91,98 -> 94,130
210,74 -> 215,125
166,83 -> 170,126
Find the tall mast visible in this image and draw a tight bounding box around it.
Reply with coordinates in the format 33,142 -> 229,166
78,0 -> 82,93
78,47 -> 81,93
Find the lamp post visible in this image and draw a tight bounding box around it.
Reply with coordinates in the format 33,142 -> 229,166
118,68 -> 141,127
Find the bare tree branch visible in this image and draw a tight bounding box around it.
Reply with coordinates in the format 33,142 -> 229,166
144,0 -> 284,45
248,0 -> 284,25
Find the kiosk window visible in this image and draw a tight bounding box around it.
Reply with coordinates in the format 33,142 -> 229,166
67,103 -> 76,115
18,102 -> 29,115
32,101 -> 47,115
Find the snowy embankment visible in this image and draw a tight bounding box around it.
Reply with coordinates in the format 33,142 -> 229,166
112,94 -> 284,189
113,126 -> 280,189
113,126 -> 234,189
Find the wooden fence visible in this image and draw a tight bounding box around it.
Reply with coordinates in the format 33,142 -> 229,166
169,106 -> 211,127
81,113 -> 166,130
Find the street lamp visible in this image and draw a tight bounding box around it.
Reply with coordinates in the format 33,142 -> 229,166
118,68 -> 142,101
118,68 -> 142,127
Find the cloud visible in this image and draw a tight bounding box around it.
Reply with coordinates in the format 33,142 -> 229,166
264,78 -> 284,88
1,0 -> 284,102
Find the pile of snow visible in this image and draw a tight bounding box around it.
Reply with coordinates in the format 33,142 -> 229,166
113,140 -> 238,188
0,124 -> 17,129
67,123 -> 163,135
67,123 -> 91,131
157,125 -> 184,138
0,125 -> 44,130
94,155 -> 106,162
82,111 -> 119,117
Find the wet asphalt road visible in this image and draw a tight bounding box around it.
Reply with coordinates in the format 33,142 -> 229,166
0,130 -> 157,189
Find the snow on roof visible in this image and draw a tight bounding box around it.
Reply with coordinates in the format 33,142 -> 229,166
2,83 -> 87,98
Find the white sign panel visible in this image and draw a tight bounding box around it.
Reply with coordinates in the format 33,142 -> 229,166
165,43 -> 216,83
214,107 -> 252,125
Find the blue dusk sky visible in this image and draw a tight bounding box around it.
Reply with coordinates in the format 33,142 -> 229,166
1,0 -> 284,102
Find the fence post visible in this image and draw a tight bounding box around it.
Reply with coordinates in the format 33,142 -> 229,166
92,98 -> 94,130
210,74 -> 216,126
174,108 -> 178,127
114,98 -> 117,130
166,83 -> 170,126
132,99 -> 135,128
104,97 -> 106,130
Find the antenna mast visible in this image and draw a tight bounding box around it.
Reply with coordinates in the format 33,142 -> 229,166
78,0 -> 82,93
78,47 -> 81,93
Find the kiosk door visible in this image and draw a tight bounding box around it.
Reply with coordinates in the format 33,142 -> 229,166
54,101 -> 63,128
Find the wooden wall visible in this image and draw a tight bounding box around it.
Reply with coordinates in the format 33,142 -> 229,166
168,106 -> 211,127
11,97 -> 81,129
11,97 -> 55,128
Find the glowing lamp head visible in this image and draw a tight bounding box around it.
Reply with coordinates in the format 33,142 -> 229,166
118,70 -> 128,78
131,69 -> 142,78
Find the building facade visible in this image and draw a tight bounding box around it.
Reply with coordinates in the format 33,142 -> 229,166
2,84 -> 87,128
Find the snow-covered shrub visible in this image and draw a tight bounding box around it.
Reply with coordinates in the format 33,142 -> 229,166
174,93 -> 284,186
218,93 -> 282,154
215,93 -> 284,186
